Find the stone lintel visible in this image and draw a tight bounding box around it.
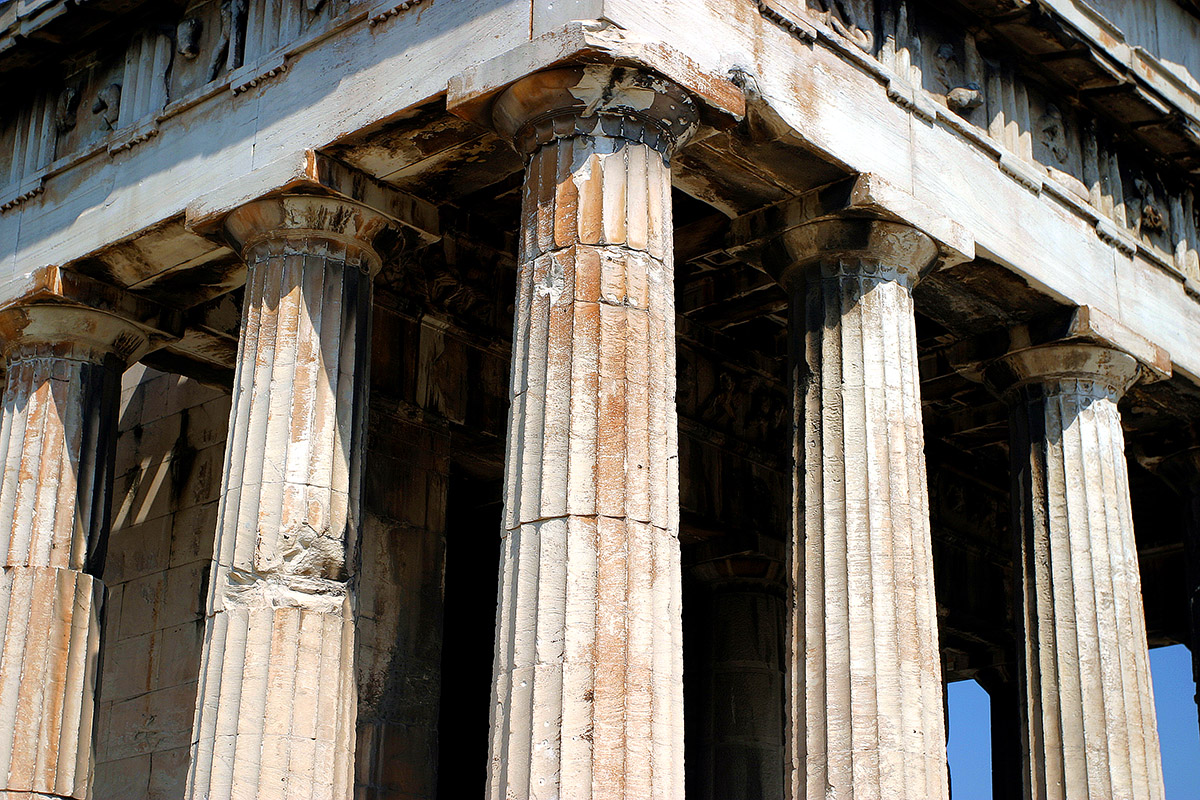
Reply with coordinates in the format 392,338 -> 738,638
446,21 -> 745,136
728,173 -> 974,269
951,305 -> 1172,392
690,553 -> 786,589
0,265 -> 182,363
221,194 -> 404,277
185,150 -> 440,246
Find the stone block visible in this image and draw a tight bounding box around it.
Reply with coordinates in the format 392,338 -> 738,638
161,562 -> 208,629
93,701 -> 113,764
93,754 -> 150,799
116,572 -> 165,640
172,442 -> 226,509
113,462 -> 178,529
103,516 -> 172,584
106,684 -> 197,760
157,620 -> 203,689
138,372 -> 175,425
116,413 -> 182,479
168,501 -> 219,567
148,747 -> 191,800
100,632 -> 159,701
168,376 -> 227,413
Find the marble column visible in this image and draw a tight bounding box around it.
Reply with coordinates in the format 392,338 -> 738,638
485,65 -> 697,800
985,343 -> 1165,800
185,196 -> 398,800
769,219 -> 949,800
690,556 -> 787,800
1156,446 -> 1200,731
0,301 -> 152,799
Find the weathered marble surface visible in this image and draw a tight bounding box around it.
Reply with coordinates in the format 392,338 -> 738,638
484,65 -> 695,800
186,196 -> 395,800
989,343 -> 1166,800
771,218 -> 949,800
0,303 -> 153,799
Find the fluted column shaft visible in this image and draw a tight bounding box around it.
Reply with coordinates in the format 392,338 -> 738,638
186,196 -> 397,800
989,344 -> 1165,800
485,66 -> 697,800
0,307 -> 150,800
773,220 -> 948,800
690,557 -> 786,800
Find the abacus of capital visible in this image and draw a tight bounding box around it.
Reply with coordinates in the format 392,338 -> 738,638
1,3 -> 1199,799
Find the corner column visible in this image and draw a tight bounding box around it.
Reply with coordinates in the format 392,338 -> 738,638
770,219 -> 949,800
0,281 -> 163,799
185,196 -> 397,800
485,65 -> 697,800
986,343 -> 1165,800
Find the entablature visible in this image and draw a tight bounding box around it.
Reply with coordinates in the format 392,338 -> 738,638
0,0 -> 1199,389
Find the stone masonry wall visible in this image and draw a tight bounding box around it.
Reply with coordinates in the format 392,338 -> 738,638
93,366 -> 231,799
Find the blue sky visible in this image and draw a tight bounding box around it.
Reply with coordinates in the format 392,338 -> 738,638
947,644 -> 1200,798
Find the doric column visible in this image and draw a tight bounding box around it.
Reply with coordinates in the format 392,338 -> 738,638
985,343 -> 1165,800
485,65 -> 697,800
0,272 -> 166,799
1155,446 -> 1200,731
689,555 -> 787,800
769,218 -> 949,800
185,196 -> 398,800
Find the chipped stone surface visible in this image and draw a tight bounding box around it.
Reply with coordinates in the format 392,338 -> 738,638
185,196 -> 396,800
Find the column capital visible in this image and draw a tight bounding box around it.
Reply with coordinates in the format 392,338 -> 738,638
447,22 -> 744,143
953,306 -> 1172,402
984,342 -> 1142,401
223,194 -> 403,277
764,216 -> 939,290
0,266 -> 180,366
491,64 -> 700,157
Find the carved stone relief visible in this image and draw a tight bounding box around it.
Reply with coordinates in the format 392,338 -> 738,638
1036,104 -> 1069,165
808,0 -> 873,52
1,0 -> 431,211
177,18 -> 203,60
678,349 -> 789,450
210,0 -> 249,81
54,87 -> 80,134
92,84 -> 121,130
1133,176 -> 1168,238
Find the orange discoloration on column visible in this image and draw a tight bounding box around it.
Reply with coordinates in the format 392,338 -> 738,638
487,65 -> 698,800
0,310 -> 150,800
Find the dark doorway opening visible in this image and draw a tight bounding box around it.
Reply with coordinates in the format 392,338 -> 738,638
435,470 -> 503,799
